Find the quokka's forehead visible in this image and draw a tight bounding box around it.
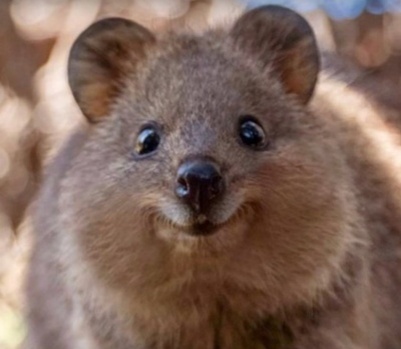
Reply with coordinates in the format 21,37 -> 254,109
138,45 -> 266,101
141,34 -> 249,78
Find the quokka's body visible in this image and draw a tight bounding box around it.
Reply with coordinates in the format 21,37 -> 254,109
24,5 -> 401,349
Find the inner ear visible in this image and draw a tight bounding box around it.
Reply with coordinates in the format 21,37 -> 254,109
68,18 -> 156,122
230,5 -> 320,104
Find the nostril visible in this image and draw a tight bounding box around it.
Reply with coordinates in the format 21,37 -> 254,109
209,175 -> 224,199
176,176 -> 190,198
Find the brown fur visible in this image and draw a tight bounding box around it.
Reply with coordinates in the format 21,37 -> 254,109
24,6 -> 401,349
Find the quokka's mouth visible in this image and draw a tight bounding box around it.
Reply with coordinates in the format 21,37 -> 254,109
158,196 -> 249,238
164,207 -> 246,237
158,211 -> 229,237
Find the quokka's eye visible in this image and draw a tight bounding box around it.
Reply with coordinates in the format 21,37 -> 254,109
238,116 -> 267,150
135,125 -> 161,156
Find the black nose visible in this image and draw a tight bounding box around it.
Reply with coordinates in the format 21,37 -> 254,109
176,159 -> 225,214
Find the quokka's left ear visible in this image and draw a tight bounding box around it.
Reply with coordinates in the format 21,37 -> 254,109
230,5 -> 320,104
68,18 -> 156,122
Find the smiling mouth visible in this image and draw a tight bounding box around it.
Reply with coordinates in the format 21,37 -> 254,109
158,200 -> 247,238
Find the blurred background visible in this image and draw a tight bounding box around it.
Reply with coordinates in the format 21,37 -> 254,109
0,0 -> 400,348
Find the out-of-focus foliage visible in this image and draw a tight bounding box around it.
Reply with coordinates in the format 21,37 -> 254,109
0,1 -> 400,348
246,0 -> 401,18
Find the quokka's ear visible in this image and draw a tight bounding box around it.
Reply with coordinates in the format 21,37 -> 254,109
230,5 -> 319,104
68,18 -> 156,122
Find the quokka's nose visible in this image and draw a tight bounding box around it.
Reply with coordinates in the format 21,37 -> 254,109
175,159 -> 225,214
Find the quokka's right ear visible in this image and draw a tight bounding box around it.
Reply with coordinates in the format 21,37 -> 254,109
68,18 -> 156,122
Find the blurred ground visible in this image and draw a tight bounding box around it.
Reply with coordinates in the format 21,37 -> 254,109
0,1 -> 400,348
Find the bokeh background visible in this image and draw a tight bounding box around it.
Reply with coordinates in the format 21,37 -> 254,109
0,0 -> 400,348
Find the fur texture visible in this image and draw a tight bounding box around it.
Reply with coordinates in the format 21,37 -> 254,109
24,6 -> 401,349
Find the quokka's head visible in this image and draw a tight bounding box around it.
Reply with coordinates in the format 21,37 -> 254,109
62,6 -> 354,296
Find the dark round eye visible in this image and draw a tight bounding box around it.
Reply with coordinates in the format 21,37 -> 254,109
135,126 -> 160,156
239,117 -> 267,149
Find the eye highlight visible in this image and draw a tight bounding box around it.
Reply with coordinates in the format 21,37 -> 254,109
238,116 -> 267,150
135,125 -> 161,156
